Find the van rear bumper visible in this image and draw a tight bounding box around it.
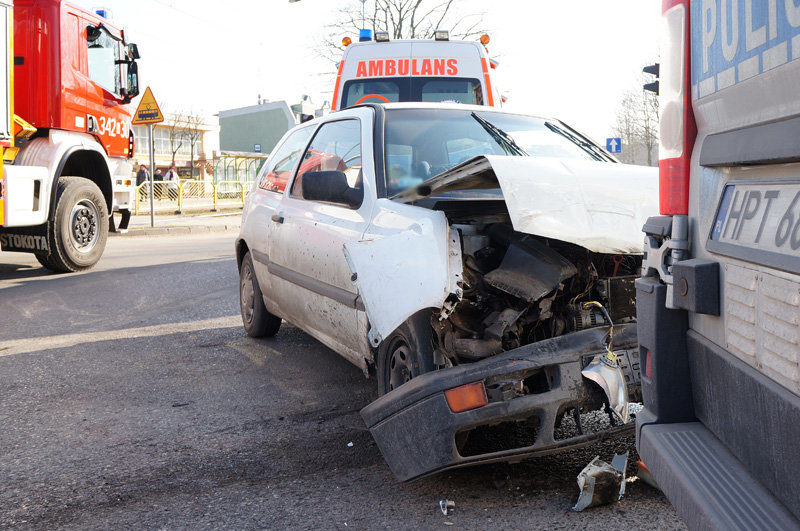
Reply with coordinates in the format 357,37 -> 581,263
638,419 -> 800,531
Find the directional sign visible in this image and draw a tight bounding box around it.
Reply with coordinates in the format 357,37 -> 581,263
606,137 -> 621,154
131,87 -> 164,125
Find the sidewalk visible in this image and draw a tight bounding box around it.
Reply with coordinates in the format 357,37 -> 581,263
112,209 -> 242,237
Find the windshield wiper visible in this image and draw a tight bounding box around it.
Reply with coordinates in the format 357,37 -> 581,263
544,122 -> 609,161
471,112 -> 529,156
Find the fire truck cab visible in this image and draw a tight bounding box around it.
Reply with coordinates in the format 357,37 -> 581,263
331,31 -> 500,110
0,0 -> 140,272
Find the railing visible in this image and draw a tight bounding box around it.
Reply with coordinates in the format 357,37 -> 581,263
134,180 -> 254,214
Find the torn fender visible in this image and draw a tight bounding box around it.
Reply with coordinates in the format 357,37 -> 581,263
343,201 -> 463,345
392,155 -> 658,254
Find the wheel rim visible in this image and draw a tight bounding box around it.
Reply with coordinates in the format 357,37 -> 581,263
387,339 -> 414,391
241,263 -> 256,324
69,198 -> 100,253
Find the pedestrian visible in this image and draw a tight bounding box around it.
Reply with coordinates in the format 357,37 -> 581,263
154,169 -> 164,198
135,164 -> 149,201
165,165 -> 180,200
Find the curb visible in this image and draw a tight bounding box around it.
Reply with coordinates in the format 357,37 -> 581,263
110,224 -> 240,238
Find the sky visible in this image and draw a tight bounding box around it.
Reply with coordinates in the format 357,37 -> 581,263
70,0 -> 661,142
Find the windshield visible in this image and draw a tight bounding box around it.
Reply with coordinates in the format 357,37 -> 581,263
342,77 -> 483,107
384,108 -> 610,196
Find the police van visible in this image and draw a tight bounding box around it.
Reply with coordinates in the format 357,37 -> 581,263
331,30 -> 500,110
637,0 -> 800,528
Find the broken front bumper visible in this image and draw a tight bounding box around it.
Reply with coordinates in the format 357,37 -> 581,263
361,324 -> 640,481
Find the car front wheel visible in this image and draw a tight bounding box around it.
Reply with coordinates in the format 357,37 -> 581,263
376,311 -> 435,396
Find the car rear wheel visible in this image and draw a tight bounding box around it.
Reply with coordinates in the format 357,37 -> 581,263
376,311 -> 435,396
239,251 -> 281,338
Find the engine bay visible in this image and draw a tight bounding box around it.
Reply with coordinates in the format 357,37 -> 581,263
431,210 -> 640,368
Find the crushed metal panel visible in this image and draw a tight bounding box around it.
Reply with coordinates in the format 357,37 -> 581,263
393,155 -> 658,254
483,239 -> 578,302
344,216 -> 463,345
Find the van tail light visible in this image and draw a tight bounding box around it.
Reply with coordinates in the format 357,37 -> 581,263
444,382 -> 488,413
658,0 -> 696,216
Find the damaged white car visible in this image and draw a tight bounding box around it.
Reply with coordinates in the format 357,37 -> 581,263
236,103 -> 657,481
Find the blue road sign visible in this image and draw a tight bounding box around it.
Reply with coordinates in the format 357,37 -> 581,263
254,144 -> 262,153
606,137 -> 621,153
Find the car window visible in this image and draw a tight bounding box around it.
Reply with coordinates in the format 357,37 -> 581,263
257,126 -> 315,193
290,119 -> 363,208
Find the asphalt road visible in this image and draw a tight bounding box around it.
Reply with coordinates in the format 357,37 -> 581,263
0,233 -> 685,530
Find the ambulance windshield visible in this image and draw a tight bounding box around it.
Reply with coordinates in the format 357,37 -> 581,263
342,77 -> 483,107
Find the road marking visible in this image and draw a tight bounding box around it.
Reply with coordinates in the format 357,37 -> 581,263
0,315 -> 241,357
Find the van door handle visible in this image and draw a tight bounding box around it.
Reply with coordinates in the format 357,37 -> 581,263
271,214 -> 284,224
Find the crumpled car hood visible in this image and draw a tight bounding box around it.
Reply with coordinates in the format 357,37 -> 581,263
392,155 -> 658,254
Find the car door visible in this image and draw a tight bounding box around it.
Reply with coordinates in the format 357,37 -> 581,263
267,108 -> 376,369
241,124 -> 316,317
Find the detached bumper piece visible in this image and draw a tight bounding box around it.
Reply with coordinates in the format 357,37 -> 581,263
362,324 -> 640,482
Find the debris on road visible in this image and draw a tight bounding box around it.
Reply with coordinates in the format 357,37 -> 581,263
346,441 -> 354,447
572,452 -> 628,511
635,460 -> 661,491
440,499 -> 455,515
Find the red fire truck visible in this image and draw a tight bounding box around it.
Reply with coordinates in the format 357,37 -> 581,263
0,0 -> 140,272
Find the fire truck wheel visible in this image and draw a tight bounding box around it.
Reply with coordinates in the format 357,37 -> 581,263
239,251 -> 282,338
46,177 -> 109,273
34,252 -> 60,271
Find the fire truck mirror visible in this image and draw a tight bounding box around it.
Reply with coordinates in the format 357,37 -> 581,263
127,43 -> 140,60
124,61 -> 140,102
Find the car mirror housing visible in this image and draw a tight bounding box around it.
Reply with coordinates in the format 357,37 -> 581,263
301,170 -> 361,208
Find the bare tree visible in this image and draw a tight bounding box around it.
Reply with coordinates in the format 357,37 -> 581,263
319,0 -> 487,63
165,110 -> 187,167
612,72 -> 659,166
183,112 -> 205,179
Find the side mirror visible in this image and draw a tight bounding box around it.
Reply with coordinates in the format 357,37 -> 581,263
123,60 -> 139,103
128,43 -> 140,60
301,170 -> 362,208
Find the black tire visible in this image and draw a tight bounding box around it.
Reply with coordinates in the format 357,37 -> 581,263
376,311 -> 436,395
34,252 -> 59,271
43,177 -> 109,272
239,251 -> 281,338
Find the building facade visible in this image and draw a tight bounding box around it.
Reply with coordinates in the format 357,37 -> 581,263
132,112 -> 219,180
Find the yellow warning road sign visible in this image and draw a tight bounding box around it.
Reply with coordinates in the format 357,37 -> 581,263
131,87 -> 164,125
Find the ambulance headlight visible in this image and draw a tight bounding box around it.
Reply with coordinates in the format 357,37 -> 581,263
375,31 -> 389,42
434,30 -> 449,41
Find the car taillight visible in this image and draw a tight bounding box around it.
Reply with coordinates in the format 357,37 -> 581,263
658,0 -> 696,216
444,382 -> 488,413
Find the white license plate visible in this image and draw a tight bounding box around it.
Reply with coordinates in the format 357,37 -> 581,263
711,182 -> 800,256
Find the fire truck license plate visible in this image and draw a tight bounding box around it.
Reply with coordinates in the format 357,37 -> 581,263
711,182 -> 800,256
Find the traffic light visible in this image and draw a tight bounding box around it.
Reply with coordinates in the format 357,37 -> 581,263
643,63 -> 659,94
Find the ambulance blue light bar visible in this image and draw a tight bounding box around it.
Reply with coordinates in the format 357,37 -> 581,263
359,29 -> 373,42
95,8 -> 109,18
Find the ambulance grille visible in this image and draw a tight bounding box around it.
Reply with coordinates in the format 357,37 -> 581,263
724,264 -> 800,395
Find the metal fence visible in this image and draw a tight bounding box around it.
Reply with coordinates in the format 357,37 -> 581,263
134,180 -> 254,214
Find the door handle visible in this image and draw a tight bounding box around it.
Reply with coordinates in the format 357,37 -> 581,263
271,214 -> 284,224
